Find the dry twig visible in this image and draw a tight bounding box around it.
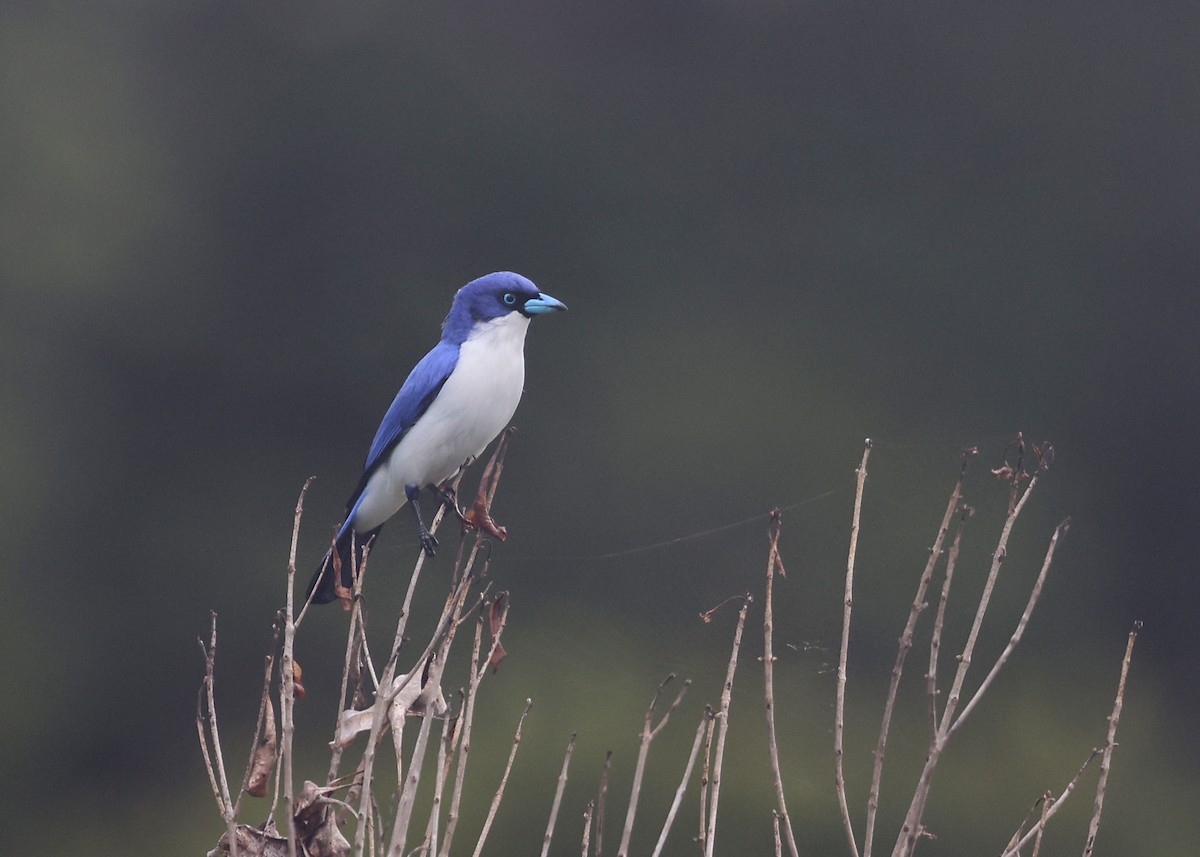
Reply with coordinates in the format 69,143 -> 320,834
651,707 -> 712,857
762,510 -> 801,857
1082,620 -> 1140,857
864,457 -> 967,857
541,732 -> 578,857
617,675 -> 691,857
595,750 -> 613,857
704,596 -> 751,857
894,449 -> 1046,857
835,439 -> 872,857
470,698 -> 534,857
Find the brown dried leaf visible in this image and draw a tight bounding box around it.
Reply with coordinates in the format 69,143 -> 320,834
489,640 -> 508,673
207,822 -> 287,857
487,592 -> 509,671
292,660 -> 306,701
294,780 -> 351,857
463,499 -> 508,542
246,696 -> 277,797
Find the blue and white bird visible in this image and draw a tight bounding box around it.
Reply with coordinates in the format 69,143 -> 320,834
307,271 -> 566,604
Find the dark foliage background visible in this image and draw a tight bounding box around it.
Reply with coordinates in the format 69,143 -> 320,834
2,2 -> 1196,854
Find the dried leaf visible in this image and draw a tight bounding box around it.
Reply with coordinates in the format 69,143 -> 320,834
207,822 -> 287,857
463,499 -> 508,542
247,696 -> 277,797
292,660 -> 306,701
333,671 -> 449,747
489,640 -> 508,673
483,592 -> 510,671
295,780 -> 351,857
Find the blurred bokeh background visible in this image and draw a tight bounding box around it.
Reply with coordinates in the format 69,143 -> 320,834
2,2 -> 1197,854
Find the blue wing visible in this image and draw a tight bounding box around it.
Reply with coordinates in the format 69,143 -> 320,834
346,340 -> 460,509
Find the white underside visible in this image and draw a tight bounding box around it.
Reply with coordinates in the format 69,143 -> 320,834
351,312 -> 529,532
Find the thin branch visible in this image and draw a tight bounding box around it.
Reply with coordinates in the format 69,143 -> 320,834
196,619 -> 239,857
328,542 -> 373,786
835,439 -> 872,857
595,750 -> 613,857
439,597 -> 512,857
949,517 -> 1071,738
894,465 -> 1042,857
388,704 -> 438,857
999,749 -> 1103,857
697,707 -> 716,855
233,622 -> 282,817
618,674 -> 692,857
582,800 -> 595,857
356,538 -> 481,857
927,507 -> 969,739
421,709 -> 459,857
280,478 -> 312,857
651,707 -> 711,857
865,461 -> 967,857
762,509 -> 800,857
704,596 -> 751,857
1031,792 -> 1052,857
1082,620 -> 1141,857
204,613 -> 234,813
470,698 -> 534,857
541,732 -> 579,857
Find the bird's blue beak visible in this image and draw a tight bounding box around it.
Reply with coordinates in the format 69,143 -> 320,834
523,292 -> 568,315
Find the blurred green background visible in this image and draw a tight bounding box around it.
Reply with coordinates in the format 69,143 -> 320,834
2,2 -> 1197,854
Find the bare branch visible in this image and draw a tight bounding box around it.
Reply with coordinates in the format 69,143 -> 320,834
927,507 -> 969,738
582,800 -> 595,857
999,748 -> 1103,857
328,542 -> 373,786
762,509 -> 800,857
1082,620 -> 1141,857
595,750 -> 613,857
651,707 -> 711,857
541,732 -> 579,857
470,698 -> 534,857
866,460 -> 967,857
280,478 -> 313,857
835,439 -> 872,857
617,674 -> 691,857
388,703 -> 438,856
421,710 -> 459,857
440,596 -> 512,857
704,596 -> 751,857
895,460 -> 1043,857
356,536 -> 481,857
949,517 -> 1071,737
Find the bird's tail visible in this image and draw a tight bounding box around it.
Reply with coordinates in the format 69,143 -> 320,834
305,525 -> 380,605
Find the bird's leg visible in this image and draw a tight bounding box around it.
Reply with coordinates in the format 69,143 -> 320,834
406,484 -> 439,556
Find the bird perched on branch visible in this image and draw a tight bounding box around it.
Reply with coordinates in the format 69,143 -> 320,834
307,271 -> 567,604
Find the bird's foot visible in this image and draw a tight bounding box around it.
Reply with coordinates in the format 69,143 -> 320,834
461,498 -> 508,542
435,483 -> 469,525
419,528 -> 439,557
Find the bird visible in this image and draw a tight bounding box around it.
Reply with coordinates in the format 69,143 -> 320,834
306,271 -> 567,605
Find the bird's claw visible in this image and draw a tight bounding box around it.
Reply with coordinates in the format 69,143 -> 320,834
436,484 -> 470,525
419,529 -> 439,557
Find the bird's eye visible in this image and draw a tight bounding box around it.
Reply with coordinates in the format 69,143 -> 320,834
501,293 -> 517,306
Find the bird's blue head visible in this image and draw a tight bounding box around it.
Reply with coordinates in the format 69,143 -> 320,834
442,272 -> 567,343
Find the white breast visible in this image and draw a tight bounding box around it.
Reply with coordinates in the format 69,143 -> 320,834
351,313 -> 530,531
